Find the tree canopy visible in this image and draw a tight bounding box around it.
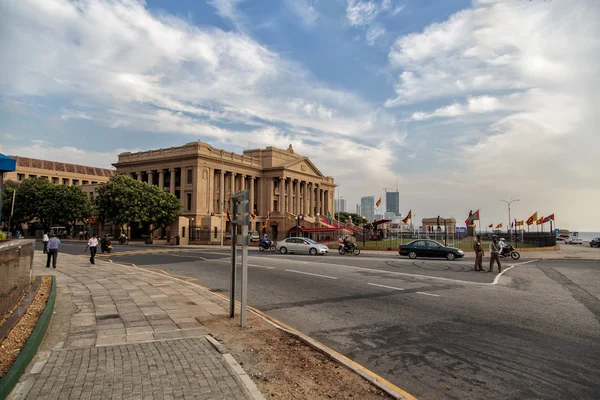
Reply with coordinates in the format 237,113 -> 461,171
335,212 -> 367,225
94,175 -> 181,231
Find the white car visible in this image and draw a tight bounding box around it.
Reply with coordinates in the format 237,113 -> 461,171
249,231 -> 260,242
566,237 -> 583,245
277,237 -> 329,255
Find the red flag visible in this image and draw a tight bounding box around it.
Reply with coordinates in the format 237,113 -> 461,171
465,210 -> 480,226
544,214 -> 554,222
488,224 -> 493,228
526,212 -> 538,225
402,210 -> 412,224
496,223 -> 502,229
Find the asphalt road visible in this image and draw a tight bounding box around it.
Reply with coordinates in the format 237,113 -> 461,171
47,241 -> 600,400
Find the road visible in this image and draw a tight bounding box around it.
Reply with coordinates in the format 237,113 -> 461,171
48,241 -> 600,400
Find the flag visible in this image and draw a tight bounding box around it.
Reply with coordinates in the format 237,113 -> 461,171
496,223 -> 502,229
261,211 -> 272,229
544,214 -> 554,223
402,210 -> 412,224
526,212 -> 538,225
488,224 -> 493,228
536,217 -> 544,225
376,197 -> 382,208
327,211 -> 333,224
516,220 -> 524,226
465,210 -> 480,226
250,212 -> 256,221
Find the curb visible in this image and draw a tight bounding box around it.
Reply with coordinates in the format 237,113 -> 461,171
100,257 -> 418,400
0,276 -> 56,400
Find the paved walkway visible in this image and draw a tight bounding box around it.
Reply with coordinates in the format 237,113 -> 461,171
9,252 -> 263,400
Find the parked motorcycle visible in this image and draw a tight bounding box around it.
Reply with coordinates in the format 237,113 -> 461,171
500,244 -> 520,260
339,242 -> 361,256
258,240 -> 276,252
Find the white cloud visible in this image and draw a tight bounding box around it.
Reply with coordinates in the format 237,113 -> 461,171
207,0 -> 246,31
366,25 -> 385,45
346,0 -> 379,26
411,95 -> 503,120
285,0 -> 319,27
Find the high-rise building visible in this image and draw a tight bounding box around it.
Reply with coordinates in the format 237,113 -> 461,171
360,196 -> 375,222
386,191 -> 399,216
334,198 -> 347,213
356,204 -> 361,215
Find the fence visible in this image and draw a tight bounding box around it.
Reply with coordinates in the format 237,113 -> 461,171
0,239 -> 35,318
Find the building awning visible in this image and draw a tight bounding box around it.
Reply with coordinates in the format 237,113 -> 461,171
372,219 -> 392,227
0,153 -> 16,172
289,226 -> 345,233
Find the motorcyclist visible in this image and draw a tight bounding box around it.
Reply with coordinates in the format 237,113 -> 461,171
343,235 -> 352,251
338,236 -> 344,251
261,234 -> 272,248
499,238 -> 506,255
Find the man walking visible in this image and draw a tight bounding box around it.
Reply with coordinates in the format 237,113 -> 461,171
42,231 -> 49,254
85,234 -> 99,264
46,233 -> 61,269
489,235 -> 502,273
473,235 -> 484,271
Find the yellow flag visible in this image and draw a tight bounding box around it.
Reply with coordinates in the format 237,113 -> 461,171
375,197 -> 382,207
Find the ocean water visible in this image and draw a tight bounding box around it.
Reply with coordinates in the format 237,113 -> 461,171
574,232 -> 600,241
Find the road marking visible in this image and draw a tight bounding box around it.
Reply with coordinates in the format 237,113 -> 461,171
285,270 -> 338,280
492,259 -> 537,284
416,291 -> 440,297
367,283 -> 404,291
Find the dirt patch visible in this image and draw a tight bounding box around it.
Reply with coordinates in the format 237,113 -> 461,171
0,276 -> 52,378
200,311 -> 391,400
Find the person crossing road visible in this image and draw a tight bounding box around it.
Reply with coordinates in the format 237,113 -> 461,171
85,234 -> 99,264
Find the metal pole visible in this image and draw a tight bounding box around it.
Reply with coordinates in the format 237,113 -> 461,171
240,221 -> 248,327
220,153 -> 225,248
229,201 -> 237,319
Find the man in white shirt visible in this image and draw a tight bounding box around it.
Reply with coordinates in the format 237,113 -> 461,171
42,232 -> 49,253
498,238 -> 506,256
85,234 -> 99,265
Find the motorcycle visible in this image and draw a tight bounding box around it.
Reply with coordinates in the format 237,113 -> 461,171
339,242 -> 361,256
119,234 -> 129,245
500,244 -> 520,260
258,240 -> 276,252
101,240 -> 113,254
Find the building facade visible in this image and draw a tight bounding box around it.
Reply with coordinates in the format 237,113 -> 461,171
4,156 -> 115,186
360,196 -> 375,222
356,204 -> 361,215
113,142 -> 336,240
385,191 -> 399,216
334,198 -> 347,213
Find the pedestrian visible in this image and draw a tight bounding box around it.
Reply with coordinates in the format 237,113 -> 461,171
489,235 -> 502,273
85,234 -> 98,264
473,235 -> 484,271
42,231 -> 49,253
79,230 -> 84,240
46,233 -> 61,269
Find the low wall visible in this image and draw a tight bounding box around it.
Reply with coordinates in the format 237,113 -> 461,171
0,240 -> 35,318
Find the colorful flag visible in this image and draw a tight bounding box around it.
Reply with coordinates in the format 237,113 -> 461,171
536,216 -> 544,225
515,220 -> 524,226
327,211 -> 333,224
496,223 -> 503,229
261,211 -> 272,229
488,224 -> 493,228
526,212 -> 538,226
544,214 -> 554,222
465,210 -> 480,226
250,212 -> 256,221
376,197 -> 382,208
402,210 -> 412,224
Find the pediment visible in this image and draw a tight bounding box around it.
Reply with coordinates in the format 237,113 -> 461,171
284,158 -> 324,178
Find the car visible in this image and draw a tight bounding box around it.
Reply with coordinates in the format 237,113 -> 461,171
399,239 -> 465,261
565,237 -> 583,245
276,237 -> 329,255
250,231 -> 260,242
591,237 -> 600,248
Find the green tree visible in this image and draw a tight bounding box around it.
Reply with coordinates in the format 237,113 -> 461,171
95,175 -> 181,233
335,212 -> 367,225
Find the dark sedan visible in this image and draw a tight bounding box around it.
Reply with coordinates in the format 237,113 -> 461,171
399,239 -> 465,261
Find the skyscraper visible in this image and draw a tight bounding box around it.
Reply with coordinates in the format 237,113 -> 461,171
356,204 -> 361,215
360,196 -> 375,222
386,191 -> 399,216
334,198 -> 347,213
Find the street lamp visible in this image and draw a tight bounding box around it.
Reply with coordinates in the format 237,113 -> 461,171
208,147 -> 225,247
501,199 -> 519,243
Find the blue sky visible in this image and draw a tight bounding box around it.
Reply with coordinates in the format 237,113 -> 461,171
1,0 -> 599,230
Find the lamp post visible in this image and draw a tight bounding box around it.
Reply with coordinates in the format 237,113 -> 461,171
501,199 -> 519,243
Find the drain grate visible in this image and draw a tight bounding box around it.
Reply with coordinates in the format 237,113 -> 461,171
97,313 -> 120,320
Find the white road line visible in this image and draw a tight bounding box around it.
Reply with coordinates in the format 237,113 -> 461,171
416,292 -> 440,297
492,259 -> 537,284
367,283 -> 404,291
285,270 -> 338,280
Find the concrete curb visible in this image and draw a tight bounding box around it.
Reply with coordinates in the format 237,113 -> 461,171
0,276 -> 56,400
205,335 -> 265,400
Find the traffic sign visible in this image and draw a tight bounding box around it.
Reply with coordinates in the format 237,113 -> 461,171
456,227 -> 467,233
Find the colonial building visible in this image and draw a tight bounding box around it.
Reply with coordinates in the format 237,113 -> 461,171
113,141 -> 337,240
4,156 -> 115,186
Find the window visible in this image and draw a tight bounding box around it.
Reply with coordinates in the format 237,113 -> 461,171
72,179 -> 80,185
29,174 -> 37,179
91,181 -> 97,184
181,227 -> 186,238
52,177 -> 59,184
82,180 -> 89,185
62,178 -> 70,185
186,193 -> 192,211
187,169 -> 193,185
17,173 -> 24,181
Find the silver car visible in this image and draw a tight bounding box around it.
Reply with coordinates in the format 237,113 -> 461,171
277,237 -> 329,255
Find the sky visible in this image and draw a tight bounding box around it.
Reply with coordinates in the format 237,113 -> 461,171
1,0 -> 599,231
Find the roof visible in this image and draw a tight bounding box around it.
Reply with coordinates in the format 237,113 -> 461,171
0,153 -> 16,172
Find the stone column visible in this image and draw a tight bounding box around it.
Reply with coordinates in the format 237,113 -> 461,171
147,171 -> 153,186
158,170 -> 165,190
241,175 -> 246,191
268,178 -> 274,214
303,182 -> 308,216
278,177 -> 284,213
316,185 -> 321,217
287,178 -> 293,214
295,180 -> 301,215
249,176 -> 255,213
169,169 -> 176,194
308,183 -> 313,216
230,172 -> 236,210
137,172 -> 143,182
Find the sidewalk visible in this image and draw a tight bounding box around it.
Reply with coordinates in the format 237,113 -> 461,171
9,252 -> 264,400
